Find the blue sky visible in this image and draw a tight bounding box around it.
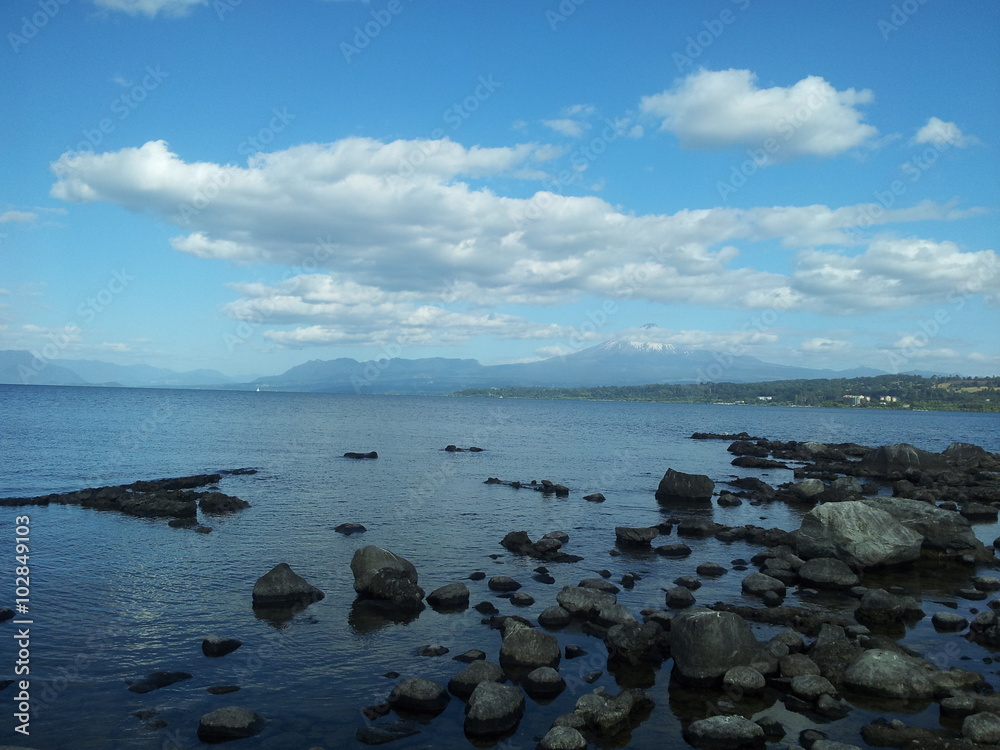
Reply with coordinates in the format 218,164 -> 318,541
1,0 -> 998,379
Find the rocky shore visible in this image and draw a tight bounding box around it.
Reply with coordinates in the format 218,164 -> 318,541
5,435 -> 1000,748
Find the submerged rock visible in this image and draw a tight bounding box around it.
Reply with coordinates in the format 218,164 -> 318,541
197,706 -> 265,742
202,636 -> 243,658
127,671 -> 192,694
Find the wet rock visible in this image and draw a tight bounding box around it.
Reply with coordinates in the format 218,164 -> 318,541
418,644 -> 449,657
454,649 -> 486,664
741,572 -> 786,599
656,468 -> 714,503
539,605 -> 572,629
427,582 -> 470,610
499,621 -> 561,671
674,576 -> 701,590
861,443 -> 948,476
571,687 -> 653,735
448,660 -> 505,700
684,715 -> 765,749
797,558 -> 859,590
565,645 -> 587,659
510,592 -> 535,607
464,681 -> 525,737
615,526 -> 659,547
537,725 -> 587,750
202,636 -> 242,658
488,576 -> 522,592
794,478 -> 826,499
791,674 -> 837,702
780,653 -> 820,678
198,492 -> 250,514
678,518 -> 721,537
842,649 -> 934,701
197,706 -> 265,742
583,492 -> 606,503
723,666 -> 766,696
605,621 -> 667,667
963,712 -> 1000,744
356,719 -> 420,745
207,685 -> 240,695
387,678 -> 449,715
334,522 -> 367,535
855,588 -> 923,625
579,577 -> 620,594
665,586 -> 696,609
975,576 -> 1000,592
697,562 -> 727,577
755,716 -> 785,740
791,501 -> 923,569
500,530 -> 582,563
351,546 -> 423,612
127,671 -> 192,694
967,611 -> 1000,646
718,493 -> 742,507
557,586 -> 617,621
474,601 -> 499,615
671,609 -> 758,686
523,666 -> 566,699
961,502 -> 998,522
344,451 -> 378,459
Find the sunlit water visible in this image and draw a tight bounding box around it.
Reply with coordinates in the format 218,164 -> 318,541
1,385 -> 999,748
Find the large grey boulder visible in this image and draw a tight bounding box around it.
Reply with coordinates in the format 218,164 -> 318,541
861,497 -> 982,553
860,443 -> 948,476
448,660 -> 505,700
556,586 -> 617,621
842,649 -> 934,701
797,558 -> 860,590
427,582 -> 469,610
499,621 -> 561,671
464,681 -> 525,737
251,563 -> 325,606
387,677 -> 449,715
684,715 -> 765,749
791,501 -> 922,569
197,707 -> 265,742
671,609 -> 759,686
963,712 -> 1000,744
656,468 -> 714,503
351,546 -> 424,611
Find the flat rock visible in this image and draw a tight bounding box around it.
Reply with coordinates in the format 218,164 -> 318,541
684,714 -> 765,749
127,671 -> 192,694
197,706 -> 265,742
843,649 -> 934,701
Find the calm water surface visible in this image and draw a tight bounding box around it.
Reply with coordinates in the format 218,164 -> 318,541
1,385 -> 999,748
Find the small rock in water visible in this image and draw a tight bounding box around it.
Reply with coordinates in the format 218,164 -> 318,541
468,571 -> 486,581
202,636 -> 243,658
488,576 -> 522,592
207,685 -> 240,695
335,522 -> 367,535
197,707 -> 265,742
418,644 -> 449,657
453,649 -> 486,663
584,492 -> 606,503
474,601 -> 499,615
127,671 -> 193,694
582,671 -> 602,683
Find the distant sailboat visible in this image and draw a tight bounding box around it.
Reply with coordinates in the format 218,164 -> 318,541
256,385 -> 260,392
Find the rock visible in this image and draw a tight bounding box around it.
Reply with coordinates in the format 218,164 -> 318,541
387,678 -> 449,714
812,742 -> 861,750
794,479 -> 826,498
963,712 -> 1000,744
671,609 -> 759,686
932,611 -> 969,631
975,576 -> 1000,592
579,577 -> 620,594
842,649 -> 934,701
198,492 -> 250,514
127,671 -> 192,693
674,576 -> 702,590
197,706 -> 265,742
202,636 -> 242,658
860,443 -> 947,476
474,601 -> 499,615
556,586 -> 617,621
797,558 -> 860,590
790,501 -> 923,569
665,586 -> 696,608
961,502 -> 998,522
207,685 -> 240,695
454,649 -> 487,663
605,621 -> 667,667
500,530 -> 582,563
537,725 -> 588,750
656,468 -> 714,503
572,687 -> 651,734
944,442 -> 997,469
344,451 -> 378,459
448,660 -> 505,700
723,666 -> 766,696
791,674 -> 837,702
697,562 -> 727,577
615,526 -> 658,547
583,492 -> 606,503
684,715 -> 765,749
741,572 -> 786,599
654,543 -> 692,557
510,592 -> 535,607
418,644 -> 449,657
499,621 -> 561,671
678,518 -> 719,537
334,522 -> 367,535
351,546 -> 423,612
755,716 -> 785,740
427,582 -> 469,610
464,681 -> 525,737
718,493 -> 742,507
489,576 -> 522,592
524,666 -> 566,699
538,605 -> 572,629
356,719 -> 420,745
855,588 -> 922,625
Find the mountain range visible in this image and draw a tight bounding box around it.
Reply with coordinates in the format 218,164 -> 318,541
0,338 -> 911,393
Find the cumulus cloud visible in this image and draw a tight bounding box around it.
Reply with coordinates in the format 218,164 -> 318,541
543,119 -> 588,138
49,138 -> 995,333
913,117 -> 979,148
93,0 -> 207,17
640,69 -> 877,161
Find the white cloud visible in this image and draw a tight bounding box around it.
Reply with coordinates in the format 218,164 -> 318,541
0,211 -> 38,223
640,69 -> 877,161
564,104 -> 596,117
543,119 -> 588,138
93,0 -> 206,17
49,138 -> 995,328
801,337 -> 851,352
913,117 -> 979,148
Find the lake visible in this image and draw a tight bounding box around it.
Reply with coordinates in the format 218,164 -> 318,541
1,384 -> 999,748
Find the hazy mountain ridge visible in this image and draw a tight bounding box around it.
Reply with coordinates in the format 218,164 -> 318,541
0,351 -> 236,388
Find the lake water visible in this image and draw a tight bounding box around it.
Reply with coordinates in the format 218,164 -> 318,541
1,384 -> 999,749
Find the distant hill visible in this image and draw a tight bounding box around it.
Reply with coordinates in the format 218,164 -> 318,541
0,350 -> 236,388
